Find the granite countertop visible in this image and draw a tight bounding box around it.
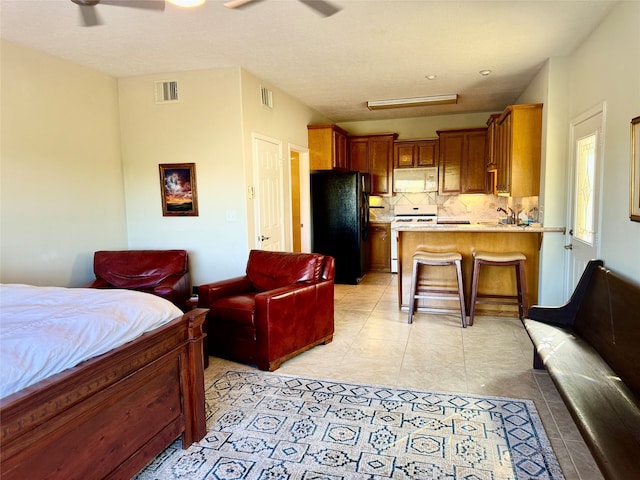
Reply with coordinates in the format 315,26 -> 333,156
393,223 -> 565,233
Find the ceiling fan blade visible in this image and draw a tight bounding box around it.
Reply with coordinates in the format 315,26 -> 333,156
298,0 -> 341,17
79,4 -> 102,26
224,0 -> 263,10
100,0 -> 166,11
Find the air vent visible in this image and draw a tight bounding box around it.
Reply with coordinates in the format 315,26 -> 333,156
155,81 -> 179,104
260,86 -> 273,109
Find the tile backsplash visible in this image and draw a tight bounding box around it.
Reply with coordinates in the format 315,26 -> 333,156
369,193 -> 540,224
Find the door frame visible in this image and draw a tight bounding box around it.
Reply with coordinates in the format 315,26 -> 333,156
287,143 -> 311,253
564,102 -> 606,297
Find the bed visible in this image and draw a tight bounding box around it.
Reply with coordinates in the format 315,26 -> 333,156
0,284 -> 208,480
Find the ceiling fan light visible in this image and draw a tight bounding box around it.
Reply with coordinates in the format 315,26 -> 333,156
168,0 -> 205,7
367,94 -> 458,110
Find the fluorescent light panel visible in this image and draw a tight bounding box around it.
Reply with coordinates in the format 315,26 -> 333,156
367,94 -> 457,110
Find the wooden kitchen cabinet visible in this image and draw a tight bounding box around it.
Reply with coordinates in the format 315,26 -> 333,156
394,139 -> 438,168
368,222 -> 391,272
486,113 -> 501,194
348,133 -> 398,195
437,127 -> 488,194
494,103 -> 543,197
308,125 -> 348,171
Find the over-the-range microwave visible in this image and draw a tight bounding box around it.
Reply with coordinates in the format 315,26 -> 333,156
393,167 -> 438,193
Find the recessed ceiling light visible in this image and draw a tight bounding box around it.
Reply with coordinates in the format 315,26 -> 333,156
479,69 -> 492,76
168,0 -> 205,7
367,94 -> 458,110
425,74 -> 437,80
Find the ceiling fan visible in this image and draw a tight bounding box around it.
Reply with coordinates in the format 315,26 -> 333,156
224,0 -> 341,17
71,0 -> 166,27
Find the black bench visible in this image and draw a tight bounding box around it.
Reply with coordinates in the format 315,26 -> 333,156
523,259 -> 640,480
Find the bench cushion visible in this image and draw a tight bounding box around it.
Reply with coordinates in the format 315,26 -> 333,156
574,267 -> 640,397
524,319 -> 640,478
524,262 -> 640,480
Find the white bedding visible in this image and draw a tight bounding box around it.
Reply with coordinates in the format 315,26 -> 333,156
0,284 -> 184,399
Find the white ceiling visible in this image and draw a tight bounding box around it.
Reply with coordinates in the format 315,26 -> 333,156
0,0 -> 618,122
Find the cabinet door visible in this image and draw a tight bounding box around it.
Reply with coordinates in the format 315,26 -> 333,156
394,143 -> 415,168
368,223 -> 391,272
308,125 -> 348,171
438,132 -> 464,194
369,136 -> 394,195
394,139 -> 438,168
462,131 -> 488,193
416,140 -> 438,167
496,113 -> 512,193
334,130 -> 348,170
349,137 -> 369,172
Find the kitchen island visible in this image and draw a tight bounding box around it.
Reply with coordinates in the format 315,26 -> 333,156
395,224 -> 565,318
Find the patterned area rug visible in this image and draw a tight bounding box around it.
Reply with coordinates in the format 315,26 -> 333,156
135,370 -> 564,479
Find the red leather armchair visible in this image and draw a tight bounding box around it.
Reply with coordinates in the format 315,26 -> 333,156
85,250 -> 191,311
198,250 -> 335,371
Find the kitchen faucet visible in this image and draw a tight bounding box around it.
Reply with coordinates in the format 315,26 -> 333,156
497,207 -> 515,224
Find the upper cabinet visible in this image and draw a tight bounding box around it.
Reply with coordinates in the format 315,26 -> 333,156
349,133 -> 398,195
308,125 -> 348,171
492,104 -> 543,197
437,128 -> 488,194
394,139 -> 438,168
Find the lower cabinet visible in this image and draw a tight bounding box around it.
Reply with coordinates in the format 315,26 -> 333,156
368,222 -> 391,272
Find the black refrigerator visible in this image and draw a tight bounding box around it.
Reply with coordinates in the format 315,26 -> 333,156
310,171 -> 370,284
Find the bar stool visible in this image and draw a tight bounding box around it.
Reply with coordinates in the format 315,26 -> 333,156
407,249 -> 467,327
468,251 -> 527,326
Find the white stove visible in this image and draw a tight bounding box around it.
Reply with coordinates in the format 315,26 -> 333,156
391,204 -> 438,227
390,204 -> 438,273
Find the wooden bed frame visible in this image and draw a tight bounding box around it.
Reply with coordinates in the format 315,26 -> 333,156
0,307 -> 208,480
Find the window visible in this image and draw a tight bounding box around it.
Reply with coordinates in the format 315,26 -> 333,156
574,133 -> 597,244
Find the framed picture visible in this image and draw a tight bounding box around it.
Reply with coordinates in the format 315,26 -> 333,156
159,163 -> 199,217
631,116 -> 640,222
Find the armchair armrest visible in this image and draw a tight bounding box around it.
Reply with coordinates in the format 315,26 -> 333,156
254,283 -> 319,354
527,259 -> 604,326
198,276 -> 253,306
154,272 -> 190,305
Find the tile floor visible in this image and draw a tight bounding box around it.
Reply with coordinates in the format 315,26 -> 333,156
206,272 -> 603,480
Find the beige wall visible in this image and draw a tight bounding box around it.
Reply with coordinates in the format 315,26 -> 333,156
338,112 -> 494,139
517,57 -> 571,304
118,68 -> 247,285
520,1 -> 640,291
567,0 -> 640,282
1,40 -> 127,286
118,67 -> 331,285
238,69 -> 331,255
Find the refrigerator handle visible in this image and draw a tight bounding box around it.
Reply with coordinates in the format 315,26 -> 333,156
362,192 -> 370,241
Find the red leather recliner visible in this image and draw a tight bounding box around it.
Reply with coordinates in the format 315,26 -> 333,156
198,250 -> 335,371
85,250 -> 191,311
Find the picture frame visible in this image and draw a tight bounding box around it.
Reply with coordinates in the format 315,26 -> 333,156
631,116 -> 640,222
159,163 -> 199,217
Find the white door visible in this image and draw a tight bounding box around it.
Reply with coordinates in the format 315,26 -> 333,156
254,134 -> 284,251
564,105 -> 605,295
